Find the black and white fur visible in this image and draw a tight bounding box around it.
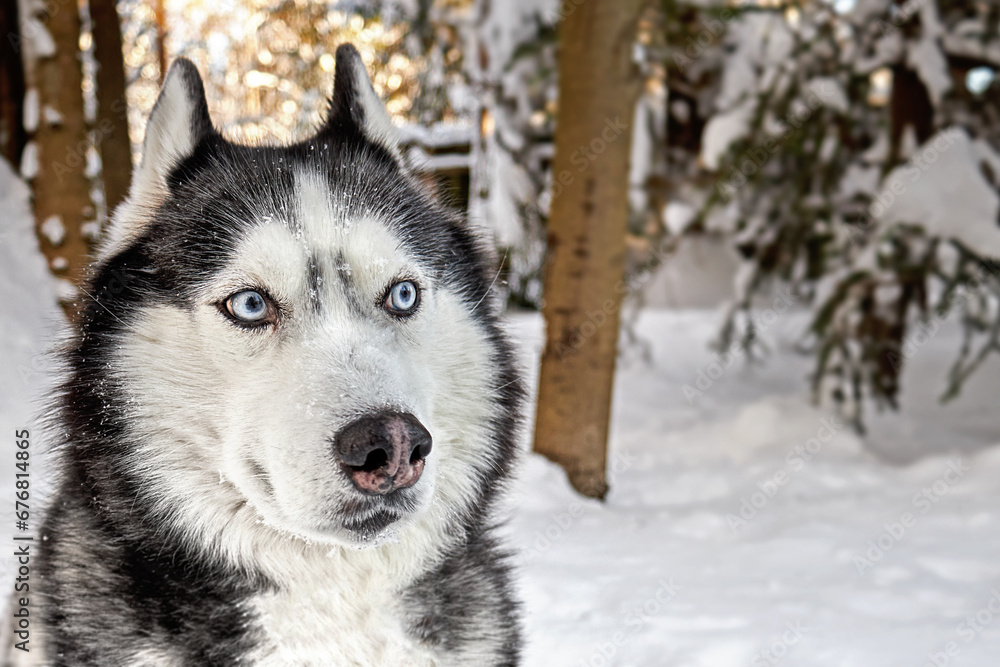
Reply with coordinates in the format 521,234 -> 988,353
8,44 -> 523,666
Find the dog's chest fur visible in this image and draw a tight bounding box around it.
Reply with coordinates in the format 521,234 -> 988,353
244,579 -> 438,667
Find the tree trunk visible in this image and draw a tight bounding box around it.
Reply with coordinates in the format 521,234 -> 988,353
888,65 -> 933,170
153,0 -> 168,84
532,0 -> 643,499
26,0 -> 93,300
91,0 -> 132,216
0,0 -> 27,167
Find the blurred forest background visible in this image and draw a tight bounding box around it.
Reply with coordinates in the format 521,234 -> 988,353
3,0 -> 1000,491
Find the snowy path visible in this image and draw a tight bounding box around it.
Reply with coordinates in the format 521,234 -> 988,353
508,311 -> 1000,667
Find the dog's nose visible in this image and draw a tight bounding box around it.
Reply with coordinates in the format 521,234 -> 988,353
332,412 -> 432,495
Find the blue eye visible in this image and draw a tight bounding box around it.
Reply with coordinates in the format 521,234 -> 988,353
226,290 -> 271,324
386,281 -> 419,315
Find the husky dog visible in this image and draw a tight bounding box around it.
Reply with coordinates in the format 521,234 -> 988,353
9,44 -> 523,666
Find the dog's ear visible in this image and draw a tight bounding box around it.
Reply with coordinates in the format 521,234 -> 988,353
132,58 -> 213,199
100,59 -> 213,260
320,44 -> 400,159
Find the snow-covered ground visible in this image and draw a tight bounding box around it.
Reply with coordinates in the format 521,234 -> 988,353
508,311 -> 1000,667
4,157 -> 1000,665
0,159 -> 62,492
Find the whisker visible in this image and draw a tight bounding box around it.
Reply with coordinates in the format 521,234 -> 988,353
470,247 -> 509,314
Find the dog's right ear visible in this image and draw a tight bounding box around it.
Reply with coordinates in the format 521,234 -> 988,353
100,59 -> 213,260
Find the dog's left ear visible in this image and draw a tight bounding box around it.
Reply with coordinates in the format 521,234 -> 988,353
320,44 -> 400,159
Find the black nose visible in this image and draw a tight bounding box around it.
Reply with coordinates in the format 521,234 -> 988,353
332,412 -> 432,494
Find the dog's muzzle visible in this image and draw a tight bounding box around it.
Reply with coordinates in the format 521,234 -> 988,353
332,412 -> 432,495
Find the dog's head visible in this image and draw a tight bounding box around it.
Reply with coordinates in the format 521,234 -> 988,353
66,45 -> 521,558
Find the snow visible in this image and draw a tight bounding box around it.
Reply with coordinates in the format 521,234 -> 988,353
907,36 -> 951,108
664,202 -> 696,236
716,14 -> 792,112
506,310 -> 1000,666
403,147 -> 470,173
397,123 -> 474,150
808,77 -> 849,114
23,17 -> 56,60
40,214 -> 65,246
696,11 -> 799,171
873,128 -> 1000,258
943,28 -> 1000,71
0,158 -> 64,480
641,235 -> 740,309
826,0 -> 856,14
22,89 -> 39,133
837,162 -> 880,200
478,143 -> 537,248
700,98 -> 755,171
629,94 -> 656,214
474,0 -> 559,81
19,141 -> 38,180
42,105 -> 63,127
81,220 -> 102,242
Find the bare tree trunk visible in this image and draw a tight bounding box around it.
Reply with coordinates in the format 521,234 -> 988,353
91,0 -> 132,215
0,0 -> 27,167
153,0 -> 168,84
532,0 -> 643,499
26,0 -> 93,301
